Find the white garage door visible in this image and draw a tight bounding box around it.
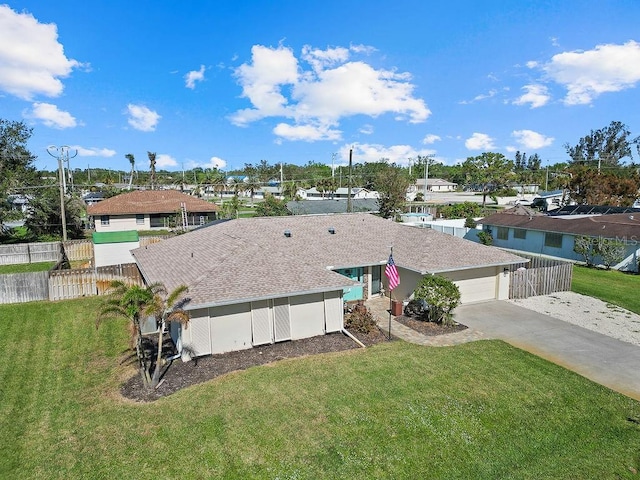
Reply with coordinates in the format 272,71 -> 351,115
290,293 -> 325,340
443,267 -> 498,304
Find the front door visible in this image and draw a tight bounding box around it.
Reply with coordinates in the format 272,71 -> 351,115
371,265 -> 382,295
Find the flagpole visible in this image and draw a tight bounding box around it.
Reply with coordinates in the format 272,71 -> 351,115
388,247 -> 393,340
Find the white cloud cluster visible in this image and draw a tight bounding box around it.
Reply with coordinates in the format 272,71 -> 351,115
185,65 -> 206,89
156,154 -> 177,168
126,104 -> 161,132
513,84 -> 550,108
422,134 -> 441,145
231,44 -> 430,142
208,156 -> 227,169
25,102 -> 77,129
511,129 -> 554,149
338,143 -> 437,166
71,145 -> 116,157
465,133 -> 496,151
524,40 -> 640,106
0,5 -> 79,100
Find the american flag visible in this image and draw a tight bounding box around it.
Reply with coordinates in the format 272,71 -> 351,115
385,253 -> 400,291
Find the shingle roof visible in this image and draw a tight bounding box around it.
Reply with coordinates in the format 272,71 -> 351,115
481,207 -> 640,238
86,190 -> 219,215
132,213 -> 526,309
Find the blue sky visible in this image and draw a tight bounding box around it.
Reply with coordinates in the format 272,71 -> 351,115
1,0 -> 639,174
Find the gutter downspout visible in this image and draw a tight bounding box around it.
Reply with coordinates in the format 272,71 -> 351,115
342,328 -> 366,348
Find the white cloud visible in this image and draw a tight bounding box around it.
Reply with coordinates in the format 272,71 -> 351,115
465,133 -> 496,150
273,122 -> 341,142
26,102 -> 77,128
126,104 -> 161,131
208,156 -> 227,169
184,64 -> 206,89
511,129 -> 554,149
155,154 -> 177,168
460,89 -> 497,104
0,5 -> 80,100
359,124 -> 374,135
231,43 -> 430,142
541,41 -> 640,105
513,84 -> 550,108
338,143 -> 437,166
71,145 -> 116,157
422,134 -> 441,145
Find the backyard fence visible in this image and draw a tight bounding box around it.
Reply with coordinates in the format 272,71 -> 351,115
0,263 -> 144,304
0,242 -> 61,265
508,253 -> 573,299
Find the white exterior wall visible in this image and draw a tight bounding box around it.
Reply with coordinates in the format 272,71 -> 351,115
180,308 -> 211,358
324,291 -> 343,332
93,241 -> 139,267
94,214 -> 149,232
441,266 -> 499,304
290,293 -> 325,340
209,303 -> 253,354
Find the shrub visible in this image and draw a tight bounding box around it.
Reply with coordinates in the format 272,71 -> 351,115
412,275 -> 461,325
464,217 -> 477,228
478,231 -> 493,245
345,309 -> 377,333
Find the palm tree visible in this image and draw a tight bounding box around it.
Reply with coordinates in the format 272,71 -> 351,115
125,153 -> 135,190
148,151 -> 157,190
96,280 -> 159,386
145,284 -> 190,388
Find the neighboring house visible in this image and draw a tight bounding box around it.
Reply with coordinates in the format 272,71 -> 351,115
132,213 -> 526,359
82,191 -> 105,206
287,199 -> 379,215
87,190 -> 218,232
399,212 -> 434,225
297,187 -> 379,200
7,194 -> 29,214
409,178 -> 458,197
476,205 -> 640,270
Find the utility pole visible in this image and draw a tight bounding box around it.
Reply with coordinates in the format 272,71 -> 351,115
347,147 -> 353,213
331,152 -> 337,178
423,154 -> 435,201
47,145 -> 75,241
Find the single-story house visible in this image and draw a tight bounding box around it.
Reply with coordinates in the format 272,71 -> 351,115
411,178 -> 458,194
297,187 -> 379,200
287,199 -> 379,215
132,213 -> 526,359
477,205 -> 640,270
87,189 -> 218,232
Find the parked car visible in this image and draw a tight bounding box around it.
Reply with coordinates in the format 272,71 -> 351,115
403,298 -> 432,320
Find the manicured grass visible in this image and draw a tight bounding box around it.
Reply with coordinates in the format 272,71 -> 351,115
0,261 -> 56,274
572,265 -> 640,315
1,298 -> 640,479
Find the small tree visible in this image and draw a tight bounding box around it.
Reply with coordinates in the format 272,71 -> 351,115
573,235 -> 595,267
412,275 -> 461,325
594,237 -> 626,270
255,193 -> 289,216
477,231 -> 493,246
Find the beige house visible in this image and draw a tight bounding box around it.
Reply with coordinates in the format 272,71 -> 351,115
87,190 -> 218,232
132,213 -> 526,359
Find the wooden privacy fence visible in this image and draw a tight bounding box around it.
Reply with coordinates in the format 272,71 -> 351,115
49,263 -> 144,301
62,240 -> 93,262
508,253 -> 573,299
0,263 -> 143,304
0,242 -> 61,265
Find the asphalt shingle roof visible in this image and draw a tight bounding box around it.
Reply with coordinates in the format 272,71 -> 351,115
481,207 -> 640,238
87,190 -> 219,216
132,213 -> 526,309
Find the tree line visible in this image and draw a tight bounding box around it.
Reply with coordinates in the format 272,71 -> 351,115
1,118 -> 639,241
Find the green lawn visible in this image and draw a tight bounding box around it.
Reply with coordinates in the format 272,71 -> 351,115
572,265 -> 640,315
1,298 -> 639,479
0,261 -> 55,274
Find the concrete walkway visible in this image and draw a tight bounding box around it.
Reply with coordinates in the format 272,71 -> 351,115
366,296 -> 640,401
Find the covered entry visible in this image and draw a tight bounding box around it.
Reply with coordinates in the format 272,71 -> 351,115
335,267 -> 364,302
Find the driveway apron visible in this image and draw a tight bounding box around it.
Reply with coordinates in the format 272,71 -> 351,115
455,300 -> 640,401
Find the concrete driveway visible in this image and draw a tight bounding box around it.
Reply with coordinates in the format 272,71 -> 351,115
455,301 -> 640,401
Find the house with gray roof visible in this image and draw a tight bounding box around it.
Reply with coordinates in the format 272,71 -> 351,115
132,213 -> 526,359
477,206 -> 640,270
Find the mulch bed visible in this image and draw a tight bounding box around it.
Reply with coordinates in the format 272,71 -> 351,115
394,315 -> 468,336
120,316 -> 467,403
121,327 -> 389,402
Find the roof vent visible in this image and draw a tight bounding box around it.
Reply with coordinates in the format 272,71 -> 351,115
284,230 -> 292,238
328,227 -> 336,234
630,215 -> 634,220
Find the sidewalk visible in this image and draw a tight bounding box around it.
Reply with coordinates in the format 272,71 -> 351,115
365,296 -> 485,346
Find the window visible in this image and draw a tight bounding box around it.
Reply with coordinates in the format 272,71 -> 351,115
497,227 -> 508,240
544,232 -> 563,248
100,215 -> 109,226
513,228 -> 526,239
136,214 -> 145,225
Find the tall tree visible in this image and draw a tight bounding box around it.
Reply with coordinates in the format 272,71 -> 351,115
566,164 -> 639,206
565,121 -> 640,167
0,119 -> 38,225
375,164 -> 410,219
125,153 -> 135,190
24,187 -> 85,240
148,151 -> 157,189
462,152 -> 514,205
